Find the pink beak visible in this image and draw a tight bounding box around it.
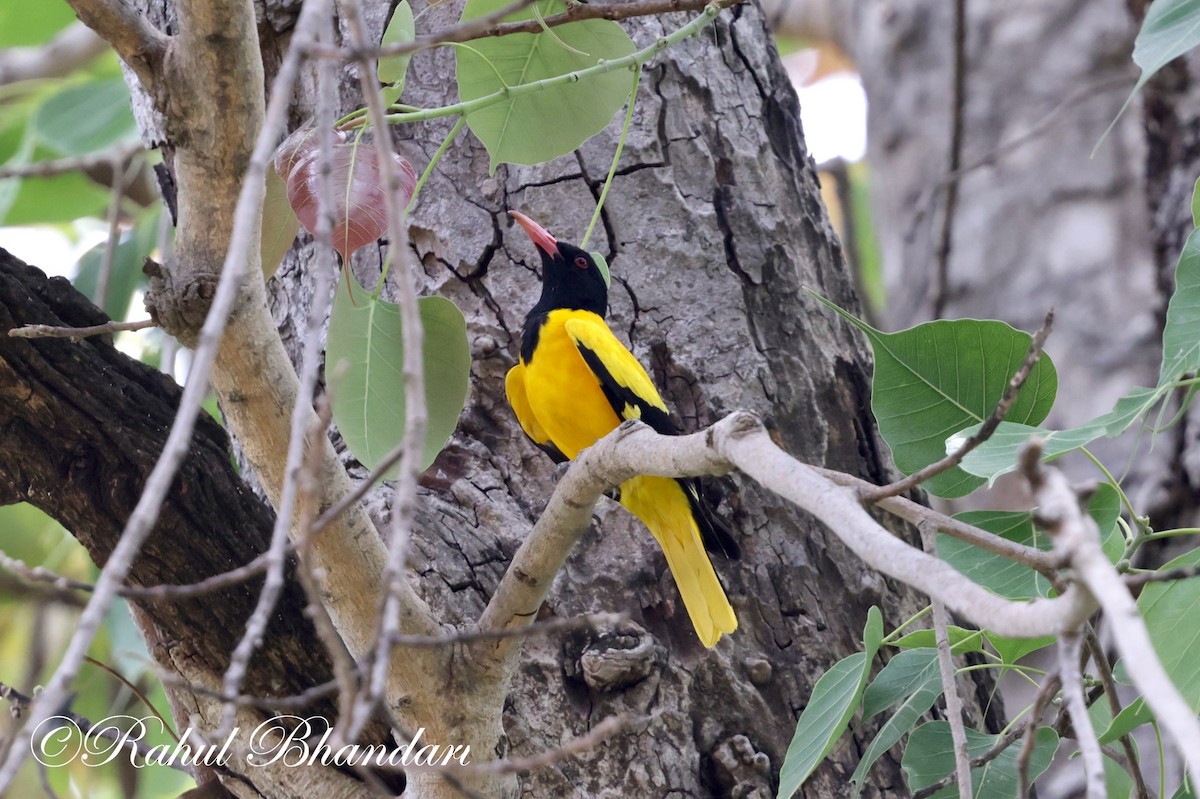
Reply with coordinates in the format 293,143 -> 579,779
509,210 -> 560,258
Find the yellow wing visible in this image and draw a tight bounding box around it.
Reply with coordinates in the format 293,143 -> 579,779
505,362 -> 567,463
562,316 -> 737,647
562,316 -> 674,431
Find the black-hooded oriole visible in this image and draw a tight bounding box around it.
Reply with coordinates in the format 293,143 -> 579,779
505,211 -> 739,647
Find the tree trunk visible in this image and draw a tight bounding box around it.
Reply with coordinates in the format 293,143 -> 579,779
833,0 -> 1169,502
0,0 -> 978,796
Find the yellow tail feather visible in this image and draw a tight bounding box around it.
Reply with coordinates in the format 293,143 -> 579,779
620,476 -> 737,647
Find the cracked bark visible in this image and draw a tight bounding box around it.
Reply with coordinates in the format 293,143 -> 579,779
0,252 -> 396,793
2,0 -> 982,795
259,1 -> 952,795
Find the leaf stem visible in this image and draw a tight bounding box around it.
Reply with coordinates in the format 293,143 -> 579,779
581,64 -> 639,250
383,3 -> 722,126
406,115 -> 467,214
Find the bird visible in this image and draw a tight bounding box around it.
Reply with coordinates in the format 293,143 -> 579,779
504,210 -> 739,647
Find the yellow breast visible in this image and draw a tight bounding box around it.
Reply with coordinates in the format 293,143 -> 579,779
522,309 -> 624,460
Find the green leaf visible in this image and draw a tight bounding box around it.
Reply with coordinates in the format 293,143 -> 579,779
379,1 -> 415,101
456,0 -> 635,171
1172,776 -> 1197,799
327,272 -> 471,476
32,78 -> 137,156
890,627 -> 985,656
852,677 -> 941,795
902,723 -> 1058,798
1131,0 -> 1200,101
984,632 -> 1056,665
1192,175 -> 1200,229
862,649 -> 940,719
590,250 -> 611,289
938,511 -> 1051,600
72,206 -> 161,319
1136,546 -> 1200,715
777,607 -> 882,798
1,166 -> 110,226
956,386 -> 1164,483
811,295 -> 1058,498
1088,483 -> 1126,563
1099,697 -> 1152,744
1161,225 -> 1200,385
261,166 -> 300,279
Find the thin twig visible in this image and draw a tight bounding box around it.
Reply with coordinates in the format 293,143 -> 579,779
1124,563 -> 1200,588
93,153 -> 140,311
297,18 -> 360,746
0,547 -> 277,600
215,0 -> 338,740
1059,630 -> 1105,798
0,0 -> 306,785
819,467 -> 1061,574
1083,627 -> 1150,798
8,318 -> 156,340
0,21 -> 108,87
864,309 -> 1054,502
306,0 -> 744,63
1017,671 -> 1062,797
0,142 -> 144,180
0,681 -> 190,774
913,723 -> 1026,799
930,0 -> 967,320
60,0 -> 170,89
1021,440 -> 1200,786
341,0 -> 429,744
919,520 -> 972,799
393,612 -> 628,648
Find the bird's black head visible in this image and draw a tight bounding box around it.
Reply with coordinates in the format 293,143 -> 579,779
510,211 -> 608,319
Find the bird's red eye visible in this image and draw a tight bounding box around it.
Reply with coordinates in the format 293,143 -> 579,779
574,256 -> 588,269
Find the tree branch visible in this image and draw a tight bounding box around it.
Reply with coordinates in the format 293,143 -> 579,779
919,521 -> 972,799
865,309 -> 1054,502
60,0 -> 168,90
478,412 -> 1098,689
1057,630 -> 1105,798
0,22 -> 109,86
1020,439 -> 1200,787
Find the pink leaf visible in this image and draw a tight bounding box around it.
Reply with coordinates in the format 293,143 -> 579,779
274,126 -> 418,261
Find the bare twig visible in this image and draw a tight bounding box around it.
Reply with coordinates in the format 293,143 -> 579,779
913,723 -> 1026,799
0,547 -> 278,600
0,0 -> 294,785
0,681 -> 190,774
919,521 -> 972,799
479,413 -> 1097,695
1084,628 -> 1150,798
1058,630 -> 1105,798
1021,439 -> 1200,786
60,0 -> 170,89
306,0 -> 745,63
0,142 -> 144,180
819,467 -> 1061,574
1124,563 -> 1200,588
865,309 -> 1054,501
1017,671 -> 1062,797
0,22 -> 109,86
215,0 -> 340,739
93,153 -> 141,310
393,612 -> 627,648
341,0 -> 430,745
8,318 -> 156,340
930,0 -> 968,320
294,19 -> 360,748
